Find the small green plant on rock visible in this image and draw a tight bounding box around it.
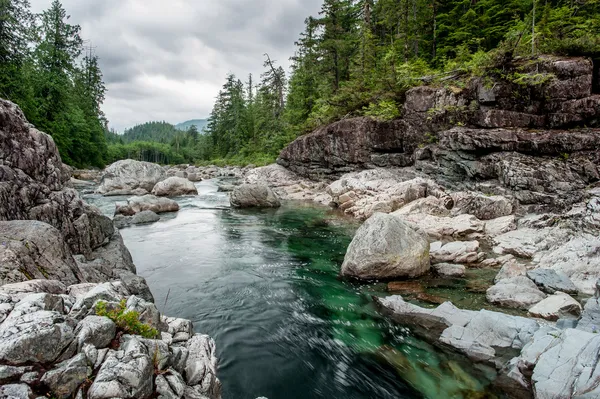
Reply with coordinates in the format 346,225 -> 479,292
96,299 -> 159,339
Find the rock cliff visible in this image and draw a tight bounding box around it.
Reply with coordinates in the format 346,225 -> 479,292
278,56 -> 600,213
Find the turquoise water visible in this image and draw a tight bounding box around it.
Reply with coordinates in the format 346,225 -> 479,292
85,180 -> 499,399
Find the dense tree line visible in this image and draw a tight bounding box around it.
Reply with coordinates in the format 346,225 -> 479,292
0,0 -> 108,168
4,0 -> 598,168
202,0 -> 600,164
104,122 -> 202,165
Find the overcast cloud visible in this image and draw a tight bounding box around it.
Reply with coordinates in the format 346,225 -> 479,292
29,0 -> 323,131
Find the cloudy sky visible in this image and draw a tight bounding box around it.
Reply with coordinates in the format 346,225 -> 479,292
29,0 -> 323,131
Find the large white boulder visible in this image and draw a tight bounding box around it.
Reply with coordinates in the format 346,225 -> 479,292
341,213 -> 430,279
151,177 -> 198,197
97,160 -> 167,196
230,184 -> 281,208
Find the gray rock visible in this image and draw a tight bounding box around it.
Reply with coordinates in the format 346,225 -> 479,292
394,212 -> 485,241
0,280 -> 67,302
486,276 -> 547,309
494,258 -> 527,283
69,282 -> 128,320
41,353 -> 91,399
185,334 -> 221,398
230,183 -> 281,208
152,177 -> 198,197
526,268 -> 579,295
484,215 -> 517,237
432,263 -> 466,277
0,221 -> 83,286
126,295 -> 162,332
0,365 -> 28,384
156,369 -> 186,399
533,234 -> 600,294
72,316 -> 116,351
132,210 -> 160,224
116,195 -> 179,216
376,296 -> 539,368
451,192 -> 513,220
430,241 -> 483,264
577,298 -> 600,333
341,213 -> 430,279
0,310 -> 75,365
0,384 -> 32,399
531,328 -> 600,398
87,336 -> 154,399
97,159 -> 167,196
163,316 -> 193,343
528,292 -> 582,321
114,210 -> 160,229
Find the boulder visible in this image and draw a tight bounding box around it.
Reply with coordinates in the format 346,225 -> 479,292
71,316 -> 116,351
526,269 -> 579,294
230,184 -> 281,208
432,263 -> 466,277
0,384 -> 32,398
376,296 -> 539,368
576,297 -> 600,333
533,234 -> 600,294
97,160 -> 167,196
113,210 -> 160,229
450,192 -> 513,220
528,292 -> 582,321
185,334 -> 221,398
115,195 -> 179,216
87,336 -> 153,399
151,177 -> 198,197
486,277 -> 547,309
394,212 -> 485,241
41,353 -> 91,399
494,258 -> 527,283
430,241 -> 483,264
0,310 -> 75,365
341,213 -> 430,279
529,328 -> 600,398
0,220 -> 83,286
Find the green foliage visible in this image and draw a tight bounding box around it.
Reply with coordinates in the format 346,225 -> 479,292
0,0 -> 108,168
96,299 -> 159,339
362,99 -> 401,121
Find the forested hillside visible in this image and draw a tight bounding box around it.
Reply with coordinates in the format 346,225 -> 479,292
2,0 -> 599,168
201,0 -> 600,164
0,0 -> 108,168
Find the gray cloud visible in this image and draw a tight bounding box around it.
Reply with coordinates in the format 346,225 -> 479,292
29,0 -> 323,130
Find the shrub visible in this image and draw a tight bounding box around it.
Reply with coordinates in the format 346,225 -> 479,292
96,299 -> 159,339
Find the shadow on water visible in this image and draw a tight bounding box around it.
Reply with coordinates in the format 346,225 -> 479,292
104,180 -> 501,399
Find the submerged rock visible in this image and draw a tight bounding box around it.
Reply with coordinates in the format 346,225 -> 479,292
115,195 -> 179,216
113,210 -> 161,229
230,183 -> 281,208
376,296 -> 539,368
341,213 -> 430,279
97,160 -> 167,196
151,176 -> 198,197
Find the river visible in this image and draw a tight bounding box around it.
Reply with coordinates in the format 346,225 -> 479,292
84,179 -> 499,399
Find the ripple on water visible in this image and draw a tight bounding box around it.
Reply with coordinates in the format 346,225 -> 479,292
87,179 -> 500,399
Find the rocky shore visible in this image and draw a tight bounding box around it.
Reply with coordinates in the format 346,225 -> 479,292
0,99 -> 221,399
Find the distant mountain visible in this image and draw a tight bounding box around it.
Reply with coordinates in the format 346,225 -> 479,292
175,119 -> 209,132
